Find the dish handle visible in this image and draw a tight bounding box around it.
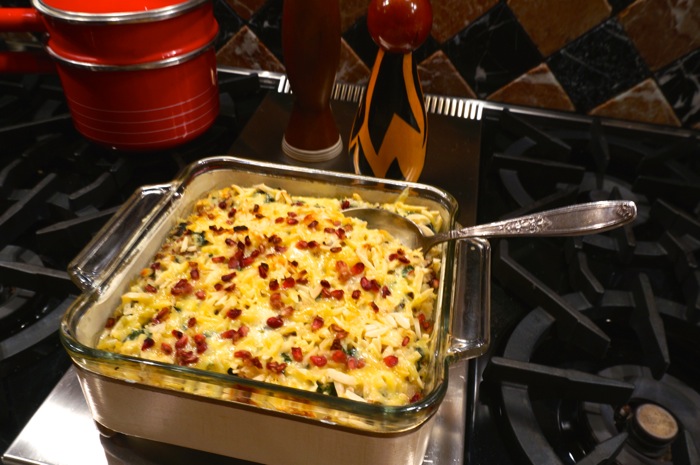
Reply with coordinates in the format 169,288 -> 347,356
68,183 -> 173,292
446,238 -> 491,363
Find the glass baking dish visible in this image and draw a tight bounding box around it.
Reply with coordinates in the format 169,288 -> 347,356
60,156 -> 490,465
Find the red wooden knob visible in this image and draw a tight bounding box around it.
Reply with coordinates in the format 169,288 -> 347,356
367,0 -> 433,53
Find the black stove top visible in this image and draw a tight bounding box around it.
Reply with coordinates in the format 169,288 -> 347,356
1,67 -> 700,465
469,108 -> 700,464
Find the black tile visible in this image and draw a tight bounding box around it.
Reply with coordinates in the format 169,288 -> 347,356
655,49 -> 700,128
606,0 -> 635,15
441,3 -> 542,99
248,0 -> 284,61
213,0 -> 245,49
343,16 -> 379,68
547,19 -> 649,113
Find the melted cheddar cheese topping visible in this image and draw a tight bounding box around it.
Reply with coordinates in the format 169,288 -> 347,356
97,184 -> 442,406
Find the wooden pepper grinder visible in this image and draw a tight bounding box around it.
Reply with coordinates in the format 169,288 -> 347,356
349,0 -> 432,182
281,0 -> 343,162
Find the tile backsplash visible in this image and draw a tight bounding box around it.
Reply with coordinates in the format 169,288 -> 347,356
215,0 -> 700,131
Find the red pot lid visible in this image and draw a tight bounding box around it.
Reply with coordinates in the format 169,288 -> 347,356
33,0 -> 206,20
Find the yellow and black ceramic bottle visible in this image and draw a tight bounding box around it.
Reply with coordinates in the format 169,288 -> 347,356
349,0 -> 432,182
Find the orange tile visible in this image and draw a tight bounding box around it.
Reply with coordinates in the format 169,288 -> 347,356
216,26 -> 286,73
618,0 -> 700,71
487,64 -> 575,111
431,0 -> 499,44
224,0 -> 267,21
508,0 -> 611,57
418,51 -> 476,98
589,79 -> 681,126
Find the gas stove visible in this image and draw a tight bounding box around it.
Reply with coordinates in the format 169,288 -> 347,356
1,66 -> 699,465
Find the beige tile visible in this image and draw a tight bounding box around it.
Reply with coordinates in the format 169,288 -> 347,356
216,26 -> 285,73
337,39 -> 371,85
589,78 -> 681,126
431,0 -> 499,44
339,0 -> 371,32
418,51 -> 476,98
508,0 -> 610,57
487,63 -> 575,111
618,0 -> 700,71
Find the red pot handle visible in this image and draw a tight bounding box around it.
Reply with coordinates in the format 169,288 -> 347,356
0,51 -> 55,73
0,8 -> 45,32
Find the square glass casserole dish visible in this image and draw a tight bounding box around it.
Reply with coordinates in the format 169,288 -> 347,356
60,156 -> 490,465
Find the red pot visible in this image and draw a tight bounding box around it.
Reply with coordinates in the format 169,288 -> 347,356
0,0 -> 220,151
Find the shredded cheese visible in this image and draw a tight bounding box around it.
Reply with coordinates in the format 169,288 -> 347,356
97,184 -> 441,406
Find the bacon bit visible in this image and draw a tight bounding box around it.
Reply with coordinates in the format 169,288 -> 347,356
274,245 -> 288,253
270,292 -> 283,309
153,307 -> 170,323
320,280 -> 331,288
384,355 -> 399,367
430,276 -> 439,289
269,279 -> 280,291
282,277 -> 296,289
144,284 -> 158,293
311,316 -> 324,331
266,360 -> 287,373
176,349 -> 199,365
214,283 -> 223,291
171,329 -> 183,339
320,288 -> 332,298
297,276 -> 308,285
275,217 -> 284,224
381,285 -> 391,297
336,228 -> 346,240
291,347 -> 303,362
330,289 -> 344,300
251,357 -> 263,369
347,357 -> 365,370
150,262 -> 161,271
330,246 -> 342,253
141,337 -> 155,351
194,334 -> 207,353
330,324 -> 348,339
258,262 -> 269,278
418,314 -> 432,331
175,334 -> 188,349
331,350 -> 347,363
370,279 -> 381,292
351,262 -> 365,275
402,336 -> 410,346
225,284 -> 236,292
237,325 -> 249,339
104,317 -> 116,329
307,220 -> 319,229
287,211 -> 297,218
308,240 -> 318,249
324,227 -> 335,234
218,200 -> 227,209
296,240 -> 308,249
286,218 -> 299,225
220,329 -> 237,339
209,225 -> 224,233
267,316 -> 284,328
360,277 -> 372,291
190,268 -> 200,280
370,302 -> 379,312
161,342 -> 173,354
226,308 -> 242,319
281,305 -> 295,318
253,204 -> 260,213
351,290 -> 361,300
221,272 -> 236,282
234,350 -> 252,360
233,225 -> 249,232
212,255 -> 226,263
330,338 -> 343,351
310,355 -> 327,367
171,279 -> 193,296
336,260 -> 351,281
341,199 -> 350,209
195,290 -> 206,300
241,256 -> 255,267
228,208 -> 237,218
